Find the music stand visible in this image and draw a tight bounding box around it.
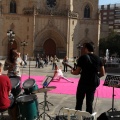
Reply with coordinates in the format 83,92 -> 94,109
39,76 -> 54,111
103,74 -> 120,112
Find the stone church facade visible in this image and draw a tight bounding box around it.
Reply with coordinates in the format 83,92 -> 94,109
0,0 -> 100,59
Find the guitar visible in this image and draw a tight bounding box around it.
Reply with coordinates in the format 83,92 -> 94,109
62,62 -> 75,70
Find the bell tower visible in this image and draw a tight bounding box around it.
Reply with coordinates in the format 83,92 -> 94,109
67,0 -> 100,57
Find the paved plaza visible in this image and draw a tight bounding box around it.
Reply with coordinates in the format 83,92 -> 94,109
0,60 -> 120,120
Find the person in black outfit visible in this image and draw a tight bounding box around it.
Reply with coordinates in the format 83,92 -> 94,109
63,56 -> 68,72
71,42 -> 105,114
35,53 -> 40,68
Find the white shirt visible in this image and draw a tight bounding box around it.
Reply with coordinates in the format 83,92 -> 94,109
54,69 -> 63,79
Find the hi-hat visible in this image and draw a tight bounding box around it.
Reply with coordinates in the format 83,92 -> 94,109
33,86 -> 56,93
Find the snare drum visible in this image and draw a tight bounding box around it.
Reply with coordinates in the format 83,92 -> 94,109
16,94 -> 39,120
10,77 -> 21,97
22,79 -> 38,94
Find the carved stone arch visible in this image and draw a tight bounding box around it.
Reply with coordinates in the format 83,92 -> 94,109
35,28 -> 66,48
34,28 -> 67,58
81,1 -> 94,18
1,36 -> 21,55
35,23 -> 66,44
77,37 -> 93,46
77,37 -> 93,56
40,36 -> 57,47
2,36 -> 21,46
2,37 -> 8,46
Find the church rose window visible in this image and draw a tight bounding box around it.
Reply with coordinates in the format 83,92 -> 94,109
46,0 -> 56,8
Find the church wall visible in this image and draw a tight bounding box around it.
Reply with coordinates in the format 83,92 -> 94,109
35,15 -> 67,49
1,14 -> 34,57
0,0 -> 99,59
70,0 -> 99,58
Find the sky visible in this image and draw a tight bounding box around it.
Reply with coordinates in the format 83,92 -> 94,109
99,0 -> 120,5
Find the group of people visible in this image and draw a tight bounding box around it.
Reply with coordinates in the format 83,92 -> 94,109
0,42 -> 105,120
35,54 -> 60,70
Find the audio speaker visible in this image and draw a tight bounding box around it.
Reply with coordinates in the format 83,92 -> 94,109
97,111 -> 120,120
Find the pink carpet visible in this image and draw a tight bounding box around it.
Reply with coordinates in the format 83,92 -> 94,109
21,75 -> 120,99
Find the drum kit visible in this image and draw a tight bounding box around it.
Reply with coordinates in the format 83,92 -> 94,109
9,77 -> 56,120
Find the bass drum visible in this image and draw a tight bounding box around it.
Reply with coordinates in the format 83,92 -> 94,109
22,78 -> 38,94
16,94 -> 39,120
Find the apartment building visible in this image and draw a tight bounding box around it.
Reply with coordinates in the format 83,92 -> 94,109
99,3 -> 120,34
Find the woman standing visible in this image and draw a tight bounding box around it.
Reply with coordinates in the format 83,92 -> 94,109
4,49 -> 24,79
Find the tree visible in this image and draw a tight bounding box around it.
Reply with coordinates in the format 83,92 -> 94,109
99,32 -> 120,57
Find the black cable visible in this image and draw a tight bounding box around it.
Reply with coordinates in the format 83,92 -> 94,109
58,107 -> 64,116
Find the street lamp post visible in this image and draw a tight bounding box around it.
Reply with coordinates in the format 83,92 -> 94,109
7,30 -> 15,49
21,40 -> 28,60
77,43 -> 83,56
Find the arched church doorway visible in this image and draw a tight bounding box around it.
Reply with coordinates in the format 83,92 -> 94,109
43,39 -> 56,57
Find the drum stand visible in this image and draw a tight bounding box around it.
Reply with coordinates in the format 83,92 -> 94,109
39,92 -> 53,111
39,91 -> 53,120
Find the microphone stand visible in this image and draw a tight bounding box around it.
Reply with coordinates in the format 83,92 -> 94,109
28,57 -> 30,79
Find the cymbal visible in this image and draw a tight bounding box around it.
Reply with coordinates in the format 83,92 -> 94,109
33,86 -> 56,93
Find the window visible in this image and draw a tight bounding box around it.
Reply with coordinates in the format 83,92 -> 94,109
109,21 -> 113,24
115,11 -> 120,14
114,20 -> 120,23
109,16 -> 114,19
109,26 -> 113,29
109,12 -> 114,15
103,17 -> 107,20
84,4 -> 90,18
115,26 -> 120,29
10,0 -> 16,13
103,12 -> 107,15
103,21 -> 107,24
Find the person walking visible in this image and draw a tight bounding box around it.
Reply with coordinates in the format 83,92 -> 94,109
52,55 -> 58,70
73,57 -> 77,70
63,56 -> 68,72
35,53 -> 40,68
71,42 -> 105,114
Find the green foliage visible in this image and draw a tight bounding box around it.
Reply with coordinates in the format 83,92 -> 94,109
99,32 -> 120,57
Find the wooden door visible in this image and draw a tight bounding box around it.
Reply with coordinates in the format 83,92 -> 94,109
43,39 -> 56,57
